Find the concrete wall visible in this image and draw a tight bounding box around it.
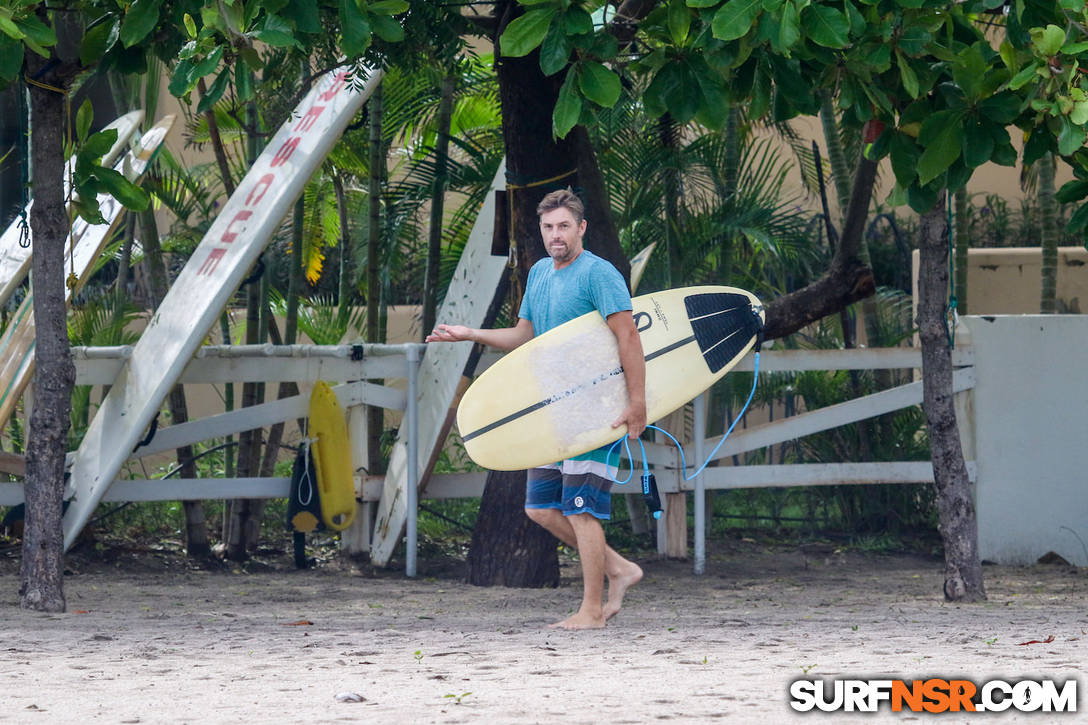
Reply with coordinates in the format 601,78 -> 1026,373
963,315 -> 1088,566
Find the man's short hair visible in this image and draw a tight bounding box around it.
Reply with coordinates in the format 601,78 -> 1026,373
536,188 -> 585,224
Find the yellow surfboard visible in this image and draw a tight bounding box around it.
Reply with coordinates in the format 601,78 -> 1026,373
308,381 -> 356,531
457,285 -> 764,470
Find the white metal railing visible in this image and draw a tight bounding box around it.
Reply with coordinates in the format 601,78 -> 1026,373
0,343 -> 426,571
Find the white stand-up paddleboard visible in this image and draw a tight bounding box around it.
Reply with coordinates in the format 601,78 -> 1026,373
457,285 -> 764,471
368,161 -> 509,567
0,110 -> 144,309
0,115 -> 174,429
62,66 -> 383,550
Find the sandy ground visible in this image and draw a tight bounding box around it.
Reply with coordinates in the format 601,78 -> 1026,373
0,540 -> 1085,724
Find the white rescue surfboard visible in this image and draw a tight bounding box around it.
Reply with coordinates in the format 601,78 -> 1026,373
0,110 -> 144,309
457,285 -> 764,471
62,66 -> 383,550
0,115 -> 174,429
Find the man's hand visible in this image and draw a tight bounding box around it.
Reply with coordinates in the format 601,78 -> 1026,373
426,324 -> 475,343
612,401 -> 647,440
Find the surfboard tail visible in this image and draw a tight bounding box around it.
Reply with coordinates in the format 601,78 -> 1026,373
683,292 -> 764,374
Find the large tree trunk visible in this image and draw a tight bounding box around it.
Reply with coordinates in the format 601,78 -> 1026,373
467,471 -> 559,587
917,194 -> 986,603
21,55 -> 76,612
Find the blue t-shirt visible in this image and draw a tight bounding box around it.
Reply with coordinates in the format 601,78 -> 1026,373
518,249 -> 631,335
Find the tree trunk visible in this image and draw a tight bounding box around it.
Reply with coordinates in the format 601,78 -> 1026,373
954,190 -> 969,315
334,173 -> 354,307
1038,152 -> 1057,314
219,312 -> 236,482
225,274 -> 265,560
366,82 -> 387,477
198,77 -> 235,197
818,91 -> 853,225
423,74 -> 455,337
762,157 -> 878,340
467,470 -> 559,587
140,206 -> 211,558
917,194 -> 986,603
21,55 -> 75,612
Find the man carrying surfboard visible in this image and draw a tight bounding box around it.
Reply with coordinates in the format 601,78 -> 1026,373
427,189 -> 646,629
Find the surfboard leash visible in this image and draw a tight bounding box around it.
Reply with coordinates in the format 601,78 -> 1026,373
608,350 -> 762,520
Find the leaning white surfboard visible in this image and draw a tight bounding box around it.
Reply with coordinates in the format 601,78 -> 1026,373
457,285 -> 764,471
368,161 -> 508,567
0,115 -> 175,429
628,241 -> 656,294
0,109 -> 143,309
62,66 -> 383,550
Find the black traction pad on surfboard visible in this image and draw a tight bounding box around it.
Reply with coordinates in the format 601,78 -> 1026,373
684,292 -> 762,373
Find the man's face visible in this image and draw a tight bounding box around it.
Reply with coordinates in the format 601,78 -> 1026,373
539,206 -> 586,267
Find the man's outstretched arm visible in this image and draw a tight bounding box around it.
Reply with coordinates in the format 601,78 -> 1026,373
425,317 -> 534,352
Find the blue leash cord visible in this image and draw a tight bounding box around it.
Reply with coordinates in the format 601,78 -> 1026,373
608,351 -> 762,519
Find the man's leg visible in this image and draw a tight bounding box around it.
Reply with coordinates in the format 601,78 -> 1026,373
548,512 -> 607,629
525,506 -> 642,619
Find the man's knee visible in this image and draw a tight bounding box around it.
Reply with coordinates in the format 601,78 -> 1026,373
525,507 -> 554,527
566,511 -> 602,531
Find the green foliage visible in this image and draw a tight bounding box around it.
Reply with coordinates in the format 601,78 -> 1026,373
494,0 -> 1088,230
67,291 -> 142,445
593,91 -> 818,296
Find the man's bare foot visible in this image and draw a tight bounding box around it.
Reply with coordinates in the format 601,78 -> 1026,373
604,560 -> 643,620
547,611 -> 606,630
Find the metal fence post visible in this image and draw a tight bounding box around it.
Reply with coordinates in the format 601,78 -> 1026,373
405,343 -> 422,577
693,391 -> 707,575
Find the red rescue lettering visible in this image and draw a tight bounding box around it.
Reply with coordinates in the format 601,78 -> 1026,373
270,137 -> 301,168
222,211 -> 252,244
295,105 -> 326,133
197,248 -> 227,276
245,173 -> 275,206
317,71 -> 350,102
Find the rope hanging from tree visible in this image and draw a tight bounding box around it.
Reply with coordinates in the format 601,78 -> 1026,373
503,167 -> 578,309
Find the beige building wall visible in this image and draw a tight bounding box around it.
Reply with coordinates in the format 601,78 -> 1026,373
912,247 -> 1088,315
